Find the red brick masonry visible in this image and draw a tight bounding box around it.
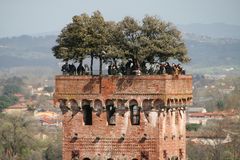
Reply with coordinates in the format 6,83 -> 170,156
54,74 -> 192,160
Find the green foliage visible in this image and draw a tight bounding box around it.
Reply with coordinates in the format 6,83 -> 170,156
43,86 -> 54,93
0,114 -> 40,159
5,76 -> 24,87
42,129 -> 62,160
117,16 -> 190,64
0,113 -> 63,160
216,100 -> 225,110
193,76 -> 240,112
0,95 -> 18,111
186,123 -> 202,131
52,11 -> 190,74
27,104 -> 36,112
2,84 -> 22,96
43,143 -> 62,160
0,77 -> 25,111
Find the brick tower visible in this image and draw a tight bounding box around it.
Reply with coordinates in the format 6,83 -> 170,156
54,74 -> 192,160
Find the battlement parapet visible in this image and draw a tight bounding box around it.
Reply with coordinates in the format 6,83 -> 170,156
54,74 -> 192,109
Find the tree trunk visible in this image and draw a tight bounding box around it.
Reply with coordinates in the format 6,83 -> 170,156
79,59 -> 83,75
113,58 -> 117,66
90,53 -> 93,75
99,56 -> 102,75
79,59 -> 83,66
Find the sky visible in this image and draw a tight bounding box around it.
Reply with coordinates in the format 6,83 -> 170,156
0,0 -> 240,37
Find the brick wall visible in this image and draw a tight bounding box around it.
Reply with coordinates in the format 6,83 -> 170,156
54,74 -> 192,160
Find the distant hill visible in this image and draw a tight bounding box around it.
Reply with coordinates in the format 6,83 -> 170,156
0,31 -> 239,75
178,23 -> 240,39
183,34 -> 240,75
184,33 -> 240,67
0,35 -> 58,68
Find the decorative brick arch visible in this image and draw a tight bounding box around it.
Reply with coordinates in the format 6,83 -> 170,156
105,99 -> 114,106
167,98 -> 175,106
82,99 -> 91,107
94,99 -> 103,111
58,98 -> 67,104
58,99 -> 68,114
174,98 -> 178,106
69,99 -> 78,108
105,99 -> 116,125
142,99 -> 152,111
182,98 -> 186,105
117,99 -> 126,108
69,99 -> 80,116
129,99 -> 138,107
153,99 -> 164,109
187,97 -> 193,105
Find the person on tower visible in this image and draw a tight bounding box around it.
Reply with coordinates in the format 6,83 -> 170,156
61,61 -> 69,75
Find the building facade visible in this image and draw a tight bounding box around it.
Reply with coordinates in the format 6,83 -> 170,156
54,74 -> 192,160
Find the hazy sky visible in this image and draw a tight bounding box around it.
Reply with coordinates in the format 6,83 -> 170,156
0,0 -> 240,37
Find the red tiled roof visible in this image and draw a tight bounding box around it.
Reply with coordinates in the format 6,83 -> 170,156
6,104 -> 27,109
39,115 -> 62,125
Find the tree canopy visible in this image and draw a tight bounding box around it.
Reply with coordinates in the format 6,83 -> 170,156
52,11 -> 190,75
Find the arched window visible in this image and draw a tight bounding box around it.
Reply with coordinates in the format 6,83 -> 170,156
117,99 -> 127,116
94,99 -> 103,116
106,99 -> 116,125
153,99 -> 164,109
142,99 -> 152,111
59,99 -> 68,114
69,99 -> 80,116
107,105 -> 116,125
94,99 -> 103,111
82,100 -> 92,125
117,99 -> 126,108
129,99 -> 138,107
130,105 -> 140,125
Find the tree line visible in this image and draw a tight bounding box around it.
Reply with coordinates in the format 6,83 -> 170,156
0,77 -> 24,111
52,11 -> 190,75
0,113 -> 62,160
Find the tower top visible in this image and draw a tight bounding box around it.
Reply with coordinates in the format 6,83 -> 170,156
54,74 -> 192,111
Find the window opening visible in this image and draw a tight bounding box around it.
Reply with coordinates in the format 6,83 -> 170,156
83,105 -> 92,125
131,105 -> 140,125
106,105 -> 116,125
